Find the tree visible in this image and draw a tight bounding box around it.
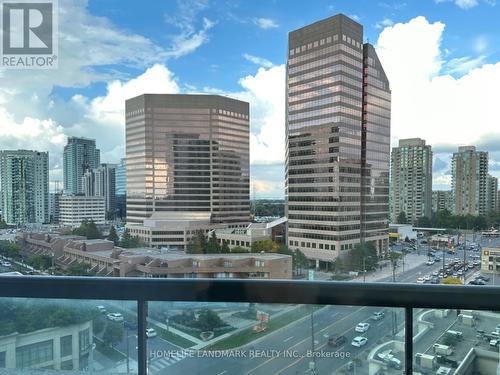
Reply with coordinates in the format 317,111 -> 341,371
196,309 -> 224,331
119,228 -> 142,249
72,220 -> 102,239
349,242 -> 378,272
221,240 -> 230,253
186,231 -> 207,254
416,216 -> 432,228
27,255 -> 52,270
230,246 -> 248,253
67,263 -> 93,276
107,225 -> 119,245
0,241 -> 20,259
0,218 -> 7,229
102,322 -> 124,348
251,240 -> 279,253
388,251 -> 402,281
207,231 -> 221,254
396,211 -> 407,224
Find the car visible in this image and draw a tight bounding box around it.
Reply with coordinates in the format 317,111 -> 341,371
355,322 -> 370,333
328,334 -> 347,347
96,305 -> 107,313
2,261 -> 11,267
377,350 -> 402,369
496,324 -> 500,331
426,260 -> 434,266
424,275 -> 431,281
146,328 -> 157,338
469,279 -> 485,285
106,313 -> 124,322
351,336 -> 368,347
432,271 -> 439,277
430,277 -> 440,284
452,272 -> 458,277
490,339 -> 499,348
468,264 -> 474,269
457,270 -> 463,276
490,331 -> 500,338
416,277 -> 425,284
371,311 -> 385,321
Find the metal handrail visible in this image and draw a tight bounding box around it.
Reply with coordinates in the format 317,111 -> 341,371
1,276 -> 500,375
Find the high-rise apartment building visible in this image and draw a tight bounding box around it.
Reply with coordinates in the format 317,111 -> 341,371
63,137 -> 100,195
0,150 -> 49,225
486,174 -> 498,213
390,138 -> 432,224
432,190 -> 453,213
83,163 -> 117,217
285,14 -> 391,264
115,158 -> 126,219
451,146 -> 488,216
125,94 -> 250,249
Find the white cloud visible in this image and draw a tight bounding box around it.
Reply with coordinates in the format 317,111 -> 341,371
445,55 -> 486,74
254,18 -> 278,29
251,180 -> 280,195
348,14 -> 361,22
376,16 -> 500,188
243,53 -> 274,68
435,0 -> 495,8
474,35 -> 488,53
236,66 -> 286,165
375,18 -> 394,29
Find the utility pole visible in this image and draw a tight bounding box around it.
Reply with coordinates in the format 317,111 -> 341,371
310,306 -> 316,374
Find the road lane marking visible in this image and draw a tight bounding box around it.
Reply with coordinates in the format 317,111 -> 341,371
283,336 -> 294,343
216,371 -> 227,375
244,306 -> 367,375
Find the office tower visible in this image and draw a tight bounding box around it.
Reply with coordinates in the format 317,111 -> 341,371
63,137 -> 100,195
83,163 -> 117,217
486,175 -> 498,213
59,195 -> 105,227
285,14 -> 391,264
115,158 -> 126,219
432,190 -> 453,213
125,94 -> 250,249
0,150 -> 49,225
390,138 -> 432,224
451,146 -> 488,216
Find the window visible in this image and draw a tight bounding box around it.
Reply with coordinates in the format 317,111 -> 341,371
0,352 -> 5,368
16,340 -> 54,368
60,335 -> 73,357
79,329 -> 90,352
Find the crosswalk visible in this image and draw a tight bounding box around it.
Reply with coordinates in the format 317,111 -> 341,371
149,352 -> 186,372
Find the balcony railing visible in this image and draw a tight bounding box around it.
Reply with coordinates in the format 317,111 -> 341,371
1,276 -> 499,375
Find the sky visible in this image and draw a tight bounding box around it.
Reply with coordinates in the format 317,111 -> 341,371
1,0 -> 500,198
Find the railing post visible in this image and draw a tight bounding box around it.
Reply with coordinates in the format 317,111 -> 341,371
405,307 -> 413,375
137,300 -> 148,375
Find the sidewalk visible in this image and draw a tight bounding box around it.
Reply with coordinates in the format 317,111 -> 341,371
353,253 -> 428,282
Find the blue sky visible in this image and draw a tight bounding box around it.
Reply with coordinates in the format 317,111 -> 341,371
1,0 -> 500,198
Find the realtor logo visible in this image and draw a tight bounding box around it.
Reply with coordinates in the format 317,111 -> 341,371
1,0 -> 58,68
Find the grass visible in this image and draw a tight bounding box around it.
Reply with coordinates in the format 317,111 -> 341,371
94,337 -> 126,362
156,327 -> 196,348
207,305 -> 319,350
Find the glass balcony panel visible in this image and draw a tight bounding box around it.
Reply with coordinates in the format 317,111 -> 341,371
0,298 -> 138,374
413,309 -> 500,375
147,302 -> 404,374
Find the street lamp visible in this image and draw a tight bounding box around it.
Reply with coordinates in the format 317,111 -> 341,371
309,306 -> 317,375
123,321 -> 132,374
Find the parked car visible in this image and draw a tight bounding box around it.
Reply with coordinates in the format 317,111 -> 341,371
351,336 -> 368,347
328,334 -> 346,347
416,277 -> 425,284
96,305 -> 107,313
469,279 -> 485,285
107,312 -> 124,322
146,328 -> 157,338
355,322 -> 370,333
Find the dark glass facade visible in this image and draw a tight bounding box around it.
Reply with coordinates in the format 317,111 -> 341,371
125,94 -> 250,226
285,14 -> 390,263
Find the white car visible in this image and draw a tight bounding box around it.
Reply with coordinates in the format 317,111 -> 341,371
107,313 -> 124,322
416,277 -> 425,284
355,322 -> 370,333
96,305 -> 107,313
351,336 -> 368,347
424,275 -> 431,281
146,328 -> 157,338
2,261 -> 11,267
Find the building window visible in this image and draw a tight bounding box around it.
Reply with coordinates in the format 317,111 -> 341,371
16,340 -> 54,368
0,352 -> 5,368
79,329 -> 90,352
60,335 -> 73,357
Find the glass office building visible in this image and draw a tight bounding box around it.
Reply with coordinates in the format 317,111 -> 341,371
285,14 -> 391,264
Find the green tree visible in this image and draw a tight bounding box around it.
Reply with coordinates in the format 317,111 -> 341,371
107,225 -> 119,245
220,240 -> 230,253
396,211 -> 407,224
207,231 -> 221,254
27,255 -> 52,270
119,228 -> 143,249
196,309 -> 224,331
102,322 -> 124,348
186,231 -> 207,254
0,240 -> 20,259
349,242 -> 378,272
72,220 -> 102,239
388,251 -> 402,281
416,216 -> 432,227
0,218 -> 8,229
67,263 -> 93,276
230,246 -> 248,253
